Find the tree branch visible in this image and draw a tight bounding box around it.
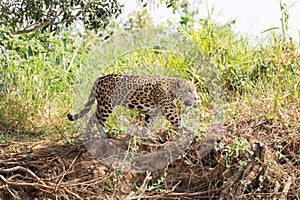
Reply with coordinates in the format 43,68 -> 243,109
11,3 -> 88,35
11,19 -> 54,35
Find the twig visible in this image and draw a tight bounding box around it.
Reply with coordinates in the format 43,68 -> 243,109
139,171 -> 152,192
55,149 -> 83,191
128,190 -> 216,199
64,188 -> 84,200
0,174 -> 53,191
165,190 -> 216,197
0,175 -> 20,199
127,172 -> 152,199
60,175 -> 106,187
235,162 -> 261,198
0,166 -> 46,186
281,176 -> 293,199
219,163 -> 251,200
171,180 -> 182,191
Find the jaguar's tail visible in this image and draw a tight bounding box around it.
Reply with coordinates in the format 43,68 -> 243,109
67,79 -> 99,121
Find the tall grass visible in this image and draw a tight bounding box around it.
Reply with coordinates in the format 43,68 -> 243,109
182,16 -> 299,122
0,31 -> 89,137
0,8 -> 299,138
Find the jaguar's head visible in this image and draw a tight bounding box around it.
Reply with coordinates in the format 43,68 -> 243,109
174,78 -> 199,107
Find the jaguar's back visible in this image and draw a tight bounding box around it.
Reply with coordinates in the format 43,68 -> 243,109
67,74 -> 199,136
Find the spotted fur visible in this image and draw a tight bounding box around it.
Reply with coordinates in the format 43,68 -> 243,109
67,74 -> 199,136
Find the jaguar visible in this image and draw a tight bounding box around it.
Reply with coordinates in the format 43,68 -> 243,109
67,74 -> 199,137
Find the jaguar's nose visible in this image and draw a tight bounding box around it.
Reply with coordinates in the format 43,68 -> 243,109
184,100 -> 192,106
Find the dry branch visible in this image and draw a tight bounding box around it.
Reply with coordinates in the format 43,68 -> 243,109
0,117 -> 299,199
0,166 -> 46,186
281,176 -> 293,199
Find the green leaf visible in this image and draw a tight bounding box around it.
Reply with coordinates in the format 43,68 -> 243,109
261,27 -> 280,34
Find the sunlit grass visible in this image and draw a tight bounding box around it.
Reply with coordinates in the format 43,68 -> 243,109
0,16 -> 299,140
0,32 -> 87,137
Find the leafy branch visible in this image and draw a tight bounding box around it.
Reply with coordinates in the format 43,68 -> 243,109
0,0 -> 122,34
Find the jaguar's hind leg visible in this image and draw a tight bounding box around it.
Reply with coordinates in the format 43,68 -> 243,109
92,103 -> 114,137
142,107 -> 161,136
86,113 -> 107,138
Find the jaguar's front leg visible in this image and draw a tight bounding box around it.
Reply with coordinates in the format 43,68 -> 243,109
141,113 -> 154,136
161,102 -> 181,131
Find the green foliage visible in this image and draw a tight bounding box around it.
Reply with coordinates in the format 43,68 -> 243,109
181,15 -> 300,101
164,0 -> 181,12
123,9 -> 153,30
0,0 -> 121,35
217,138 -> 253,168
178,0 -> 199,28
0,31 -> 89,135
2,4 -> 299,136
0,0 -> 183,35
